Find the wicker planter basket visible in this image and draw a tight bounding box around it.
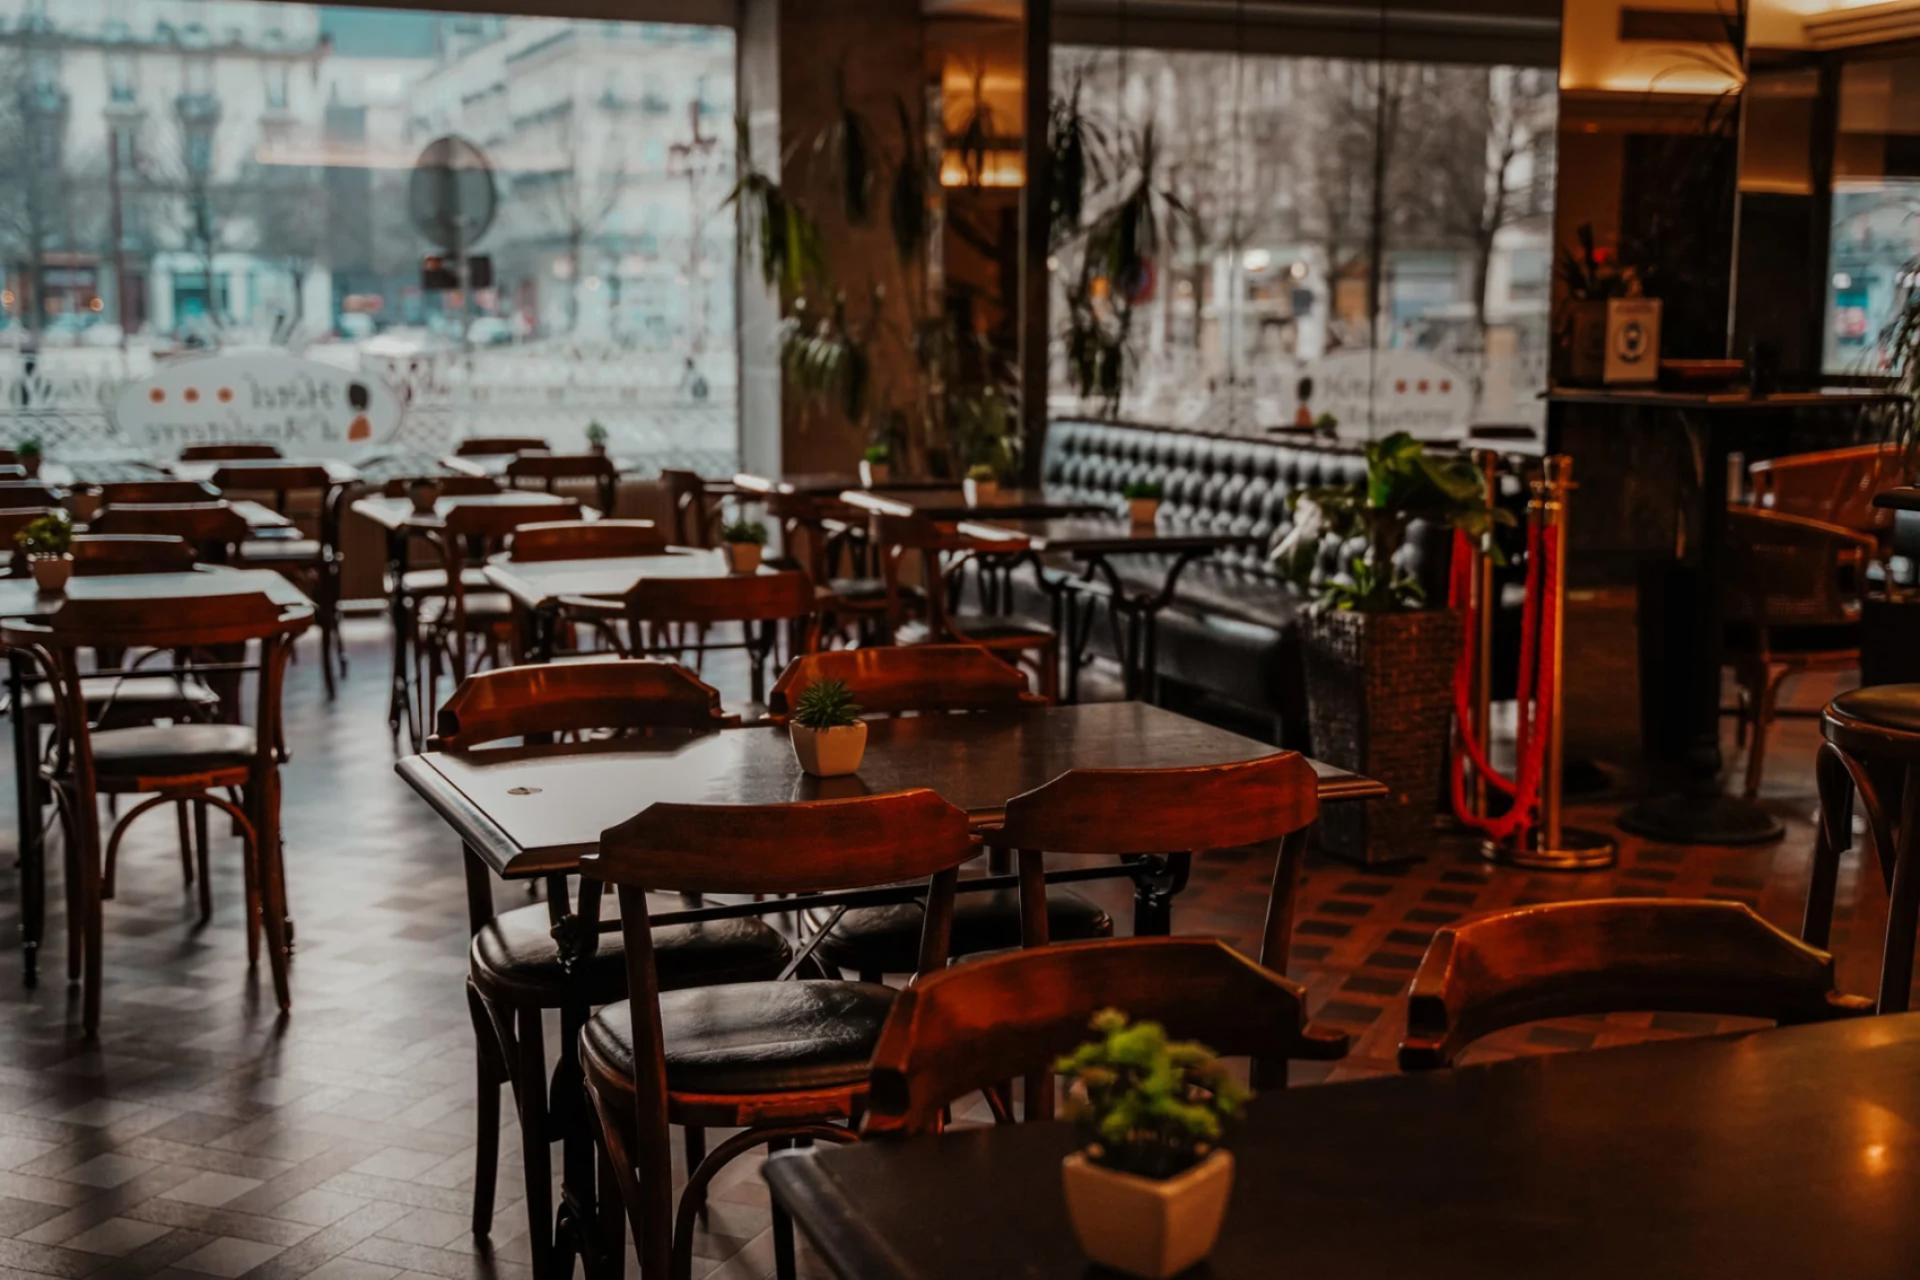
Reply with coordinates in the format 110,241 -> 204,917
1303,607 -> 1462,865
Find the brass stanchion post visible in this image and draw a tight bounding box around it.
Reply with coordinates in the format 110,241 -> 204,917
1484,454 -> 1616,870
1469,449 -> 1499,819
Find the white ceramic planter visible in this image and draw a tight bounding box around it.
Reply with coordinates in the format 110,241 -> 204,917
790,720 -> 868,777
1128,497 -> 1162,527
724,542 -> 764,574
1061,1150 -> 1233,1280
964,477 -> 1000,506
859,460 -> 891,487
30,555 -> 72,594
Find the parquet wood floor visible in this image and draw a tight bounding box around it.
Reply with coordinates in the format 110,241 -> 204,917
0,623 -> 1895,1277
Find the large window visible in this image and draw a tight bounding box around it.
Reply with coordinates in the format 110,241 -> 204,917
1823,54 -> 1920,377
1048,46 -> 1557,442
0,2 -> 738,470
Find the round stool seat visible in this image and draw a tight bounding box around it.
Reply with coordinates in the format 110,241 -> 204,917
1825,685 -> 1920,757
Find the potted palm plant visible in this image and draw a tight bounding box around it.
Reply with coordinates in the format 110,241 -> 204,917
585,420 -> 609,457
16,511 -> 73,593
964,463 -> 1000,507
1273,432 -> 1506,863
1056,1009 -> 1245,1280
859,443 -> 892,487
1123,481 -> 1163,527
16,437 -> 43,479
720,519 -> 767,573
788,678 -> 867,776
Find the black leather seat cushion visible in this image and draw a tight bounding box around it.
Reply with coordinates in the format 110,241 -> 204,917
582,980 -> 895,1095
814,887 -> 1113,976
1829,684 -> 1920,735
90,723 -> 255,775
471,902 -> 791,1008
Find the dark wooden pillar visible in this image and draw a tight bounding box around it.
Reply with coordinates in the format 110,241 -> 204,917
1017,0 -> 1052,486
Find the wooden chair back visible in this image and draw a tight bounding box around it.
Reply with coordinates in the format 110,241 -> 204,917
70,534 -> 197,576
31,589 -> 306,651
623,567 -> 816,629
209,464 -> 333,495
765,643 -> 1035,720
0,482 -> 65,508
987,751 -> 1320,856
506,519 -> 668,562
870,510 -> 1028,634
440,497 -> 585,544
179,443 -> 282,461
455,436 -> 548,457
661,469 -> 720,547
381,473 -> 499,499
1749,443 -> 1908,535
864,938 -> 1347,1137
97,480 -> 220,506
434,658 -> 727,748
1397,898 -> 1874,1070
1725,506 -> 1873,633
505,451 -> 617,509
91,502 -> 251,559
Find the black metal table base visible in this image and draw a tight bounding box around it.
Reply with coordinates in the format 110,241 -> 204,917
1616,793 -> 1785,846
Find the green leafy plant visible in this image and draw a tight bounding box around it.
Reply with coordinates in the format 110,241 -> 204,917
1313,412 -> 1339,436
1122,481 -> 1163,501
16,437 -> 42,459
720,519 -> 768,546
15,511 -> 71,557
792,678 -> 862,730
1055,1009 -> 1247,1181
966,463 -> 998,482
724,117 -> 827,295
1273,433 -> 1509,613
584,420 -> 608,447
862,443 -> 892,465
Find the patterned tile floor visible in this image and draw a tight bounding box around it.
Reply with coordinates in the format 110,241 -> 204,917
0,622 -> 1898,1278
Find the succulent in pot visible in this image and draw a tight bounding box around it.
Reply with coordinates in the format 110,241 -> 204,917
585,420 -> 609,456
964,463 -> 1000,507
16,511 -> 73,593
788,678 -> 867,777
1122,480 -> 1163,527
1056,1009 -> 1246,1279
16,437 -> 42,479
720,518 -> 768,573
859,443 -> 892,487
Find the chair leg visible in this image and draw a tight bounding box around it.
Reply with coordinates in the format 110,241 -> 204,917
768,1138 -> 797,1280
195,802 -> 213,925
244,781 -> 292,1013
1805,743 -> 1853,949
78,811 -> 104,1037
593,1134 -> 629,1280
513,1007 -> 556,1278
584,1073 -> 669,1280
1879,767 -> 1920,1014
682,1127 -> 707,1221
63,800 -> 84,983
239,790 -> 262,967
1742,665 -> 1784,800
467,982 -> 503,1239
176,801 -> 194,889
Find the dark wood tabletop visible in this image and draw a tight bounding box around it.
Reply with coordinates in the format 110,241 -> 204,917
958,516 -> 1258,557
839,488 -> 1111,522
397,700 -> 1383,878
733,471 -> 955,497
442,452 -> 645,478
1548,386 -> 1909,411
0,567 -> 313,620
348,491 -> 581,533
768,1013 -> 1920,1280
169,457 -> 363,486
482,551 -> 769,612
1872,485 -> 1920,513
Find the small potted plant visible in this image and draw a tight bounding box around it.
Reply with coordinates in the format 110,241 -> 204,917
17,437 -> 42,479
407,476 -> 441,516
964,463 -> 1000,507
788,678 -> 867,777
859,443 -> 892,487
720,518 -> 767,573
1123,481 -> 1163,527
16,511 -> 73,593
1056,1010 -> 1246,1279
585,420 -> 609,457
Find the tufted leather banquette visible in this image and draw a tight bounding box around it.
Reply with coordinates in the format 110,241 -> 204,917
1003,418 -> 1456,746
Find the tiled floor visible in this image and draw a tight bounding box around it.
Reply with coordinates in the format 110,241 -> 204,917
0,621 -> 1899,1278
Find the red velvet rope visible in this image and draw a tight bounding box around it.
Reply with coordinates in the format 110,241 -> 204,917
1448,518 -> 1557,842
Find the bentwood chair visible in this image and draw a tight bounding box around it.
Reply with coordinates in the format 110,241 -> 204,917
216,464 -> 348,698
95,480 -> 221,506
1750,443 -> 1908,543
762,492 -> 900,645
505,520 -> 669,563
581,789 -> 973,1280
1396,899 -> 1872,1070
456,436 -> 549,457
1724,507 -> 1873,798
765,645 -> 1109,984
436,659 -> 791,1273
3,590 -> 312,1035
873,510 -> 1058,698
91,502 -> 251,564
179,442 -> 283,462
660,470 -> 731,548
505,452 -> 619,514
865,938 -> 1347,1136
623,569 -> 818,705
69,534 -> 199,576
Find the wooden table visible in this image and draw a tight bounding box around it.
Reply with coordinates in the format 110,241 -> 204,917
958,517 -> 1259,702
443,451 -> 645,479
734,471 -> 954,497
168,457 -> 363,487
1,568 -> 314,984
481,550 -> 772,660
838,488 -> 1110,522
769,1013 -> 1920,1279
349,492 -> 583,742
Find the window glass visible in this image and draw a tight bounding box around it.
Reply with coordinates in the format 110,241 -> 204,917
1823,55 -> 1920,377
0,2 -> 738,471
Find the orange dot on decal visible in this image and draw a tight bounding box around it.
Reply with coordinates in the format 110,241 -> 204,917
149,388 -> 165,403
1417,379 -> 1430,393
217,387 -> 233,403
184,387 -> 200,403
1440,380 -> 1452,392
1395,380 -> 1407,394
